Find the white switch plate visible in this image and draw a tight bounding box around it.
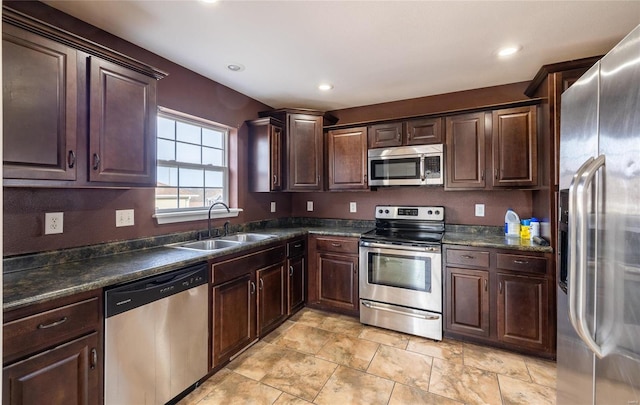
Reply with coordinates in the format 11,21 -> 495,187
350,202 -> 357,213
307,201 -> 314,212
270,201 -> 276,213
116,209 -> 135,227
475,204 -> 485,217
45,212 -> 64,235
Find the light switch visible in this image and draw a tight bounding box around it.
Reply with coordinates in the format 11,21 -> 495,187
307,201 -> 314,212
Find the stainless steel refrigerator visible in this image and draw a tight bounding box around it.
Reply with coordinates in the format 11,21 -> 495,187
557,24 -> 640,404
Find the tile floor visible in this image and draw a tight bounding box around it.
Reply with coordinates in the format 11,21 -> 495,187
178,308 -> 556,405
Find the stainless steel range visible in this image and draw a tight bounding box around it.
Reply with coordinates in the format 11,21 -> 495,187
359,205 -> 444,340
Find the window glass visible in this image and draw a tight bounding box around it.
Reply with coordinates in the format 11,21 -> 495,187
156,109 -> 229,211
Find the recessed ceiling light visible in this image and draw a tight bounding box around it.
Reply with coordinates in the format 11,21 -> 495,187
497,46 -> 521,57
227,64 -> 245,72
318,83 -> 333,91
201,0 -> 218,3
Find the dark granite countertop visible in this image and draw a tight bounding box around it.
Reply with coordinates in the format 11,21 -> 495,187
3,221 -> 551,312
3,226 -> 373,311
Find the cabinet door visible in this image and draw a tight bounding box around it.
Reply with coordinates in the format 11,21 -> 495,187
288,255 -> 305,314
257,263 -> 287,336
445,112 -> 486,189
3,332 -> 100,405
286,114 -> 323,191
327,127 -> 368,190
270,124 -> 284,191
2,23 -> 77,181
492,106 -> 538,187
89,57 -> 157,185
445,267 -> 490,337
212,274 -> 256,367
368,122 -> 402,148
317,253 -> 359,313
497,273 -> 549,350
406,118 -> 443,145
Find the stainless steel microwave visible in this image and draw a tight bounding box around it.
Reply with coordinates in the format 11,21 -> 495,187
368,144 -> 444,186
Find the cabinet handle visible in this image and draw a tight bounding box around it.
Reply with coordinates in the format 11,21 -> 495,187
513,259 -> 529,264
92,153 -> 100,170
484,279 -> 488,291
273,174 -> 277,184
289,265 -> 294,276
331,242 -> 342,247
250,281 -> 256,294
259,278 -> 264,290
495,168 -> 498,179
37,316 -> 67,329
317,175 -> 320,183
68,150 -> 76,168
461,255 -> 475,259
90,348 -> 98,370
481,170 -> 485,180
499,281 -> 503,294
364,174 -> 367,182
293,243 -> 302,248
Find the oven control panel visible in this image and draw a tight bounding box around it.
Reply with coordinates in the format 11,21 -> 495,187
374,205 -> 444,221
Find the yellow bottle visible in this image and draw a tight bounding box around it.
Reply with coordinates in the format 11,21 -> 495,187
520,219 -> 531,239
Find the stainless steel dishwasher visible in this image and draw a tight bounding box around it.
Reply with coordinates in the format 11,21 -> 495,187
104,262 -> 209,405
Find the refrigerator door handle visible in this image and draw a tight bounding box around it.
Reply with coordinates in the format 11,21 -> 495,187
573,155 -> 606,358
568,157 -> 594,334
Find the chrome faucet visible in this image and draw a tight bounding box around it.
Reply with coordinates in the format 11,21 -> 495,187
223,221 -> 230,237
208,202 -> 230,238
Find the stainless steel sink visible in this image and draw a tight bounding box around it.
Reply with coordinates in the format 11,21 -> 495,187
220,233 -> 276,242
174,239 -> 243,251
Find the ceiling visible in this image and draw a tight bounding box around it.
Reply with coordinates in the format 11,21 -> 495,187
44,1 -> 640,111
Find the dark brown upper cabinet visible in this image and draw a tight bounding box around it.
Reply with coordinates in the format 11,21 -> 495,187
2,22 -> 78,181
368,117 -> 443,148
258,109 -> 337,192
445,106 -> 538,190
88,57 -> 157,185
248,117 -> 284,192
327,127 -> 368,191
491,106 -> 538,188
445,112 -> 487,189
2,7 -> 166,187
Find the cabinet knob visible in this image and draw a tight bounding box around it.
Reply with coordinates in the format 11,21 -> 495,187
289,265 -> 294,276
92,153 -> 101,170
250,281 -> 256,294
484,279 -> 488,292
259,278 -> 264,290
273,174 -> 278,184
499,281 -> 503,294
68,150 -> 76,168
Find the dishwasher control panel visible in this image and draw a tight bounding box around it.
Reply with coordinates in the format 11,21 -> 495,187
105,263 -> 208,317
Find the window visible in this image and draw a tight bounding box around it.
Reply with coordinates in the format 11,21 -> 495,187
155,108 -> 229,212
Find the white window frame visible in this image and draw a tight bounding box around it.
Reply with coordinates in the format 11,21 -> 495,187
153,107 -> 241,224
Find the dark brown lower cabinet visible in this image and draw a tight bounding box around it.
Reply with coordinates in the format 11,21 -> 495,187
497,273 -> 550,350
257,263 -> 287,336
3,332 -> 99,405
288,254 -> 305,314
445,267 -> 490,337
211,273 -> 256,368
308,235 -> 359,316
444,245 -> 555,358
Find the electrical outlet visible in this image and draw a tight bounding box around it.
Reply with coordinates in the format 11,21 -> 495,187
270,201 -> 276,213
475,204 -> 485,217
45,212 -> 64,235
116,209 -> 135,227
307,201 -> 314,212
350,202 -> 357,213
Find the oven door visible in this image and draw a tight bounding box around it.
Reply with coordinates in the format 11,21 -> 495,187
359,242 -> 442,312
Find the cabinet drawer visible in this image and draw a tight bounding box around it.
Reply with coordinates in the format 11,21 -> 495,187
496,253 -> 547,274
287,239 -> 306,258
446,249 -> 490,268
212,245 -> 285,285
4,297 -> 100,363
315,237 -> 359,254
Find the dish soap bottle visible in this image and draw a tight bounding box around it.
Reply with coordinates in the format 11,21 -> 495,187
504,209 -> 520,238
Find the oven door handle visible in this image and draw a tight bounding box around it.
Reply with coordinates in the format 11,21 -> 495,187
359,241 -> 440,253
361,300 -> 440,320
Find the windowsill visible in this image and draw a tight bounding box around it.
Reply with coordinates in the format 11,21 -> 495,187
153,208 -> 242,225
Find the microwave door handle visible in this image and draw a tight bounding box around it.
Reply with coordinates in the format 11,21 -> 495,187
420,156 -> 426,182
